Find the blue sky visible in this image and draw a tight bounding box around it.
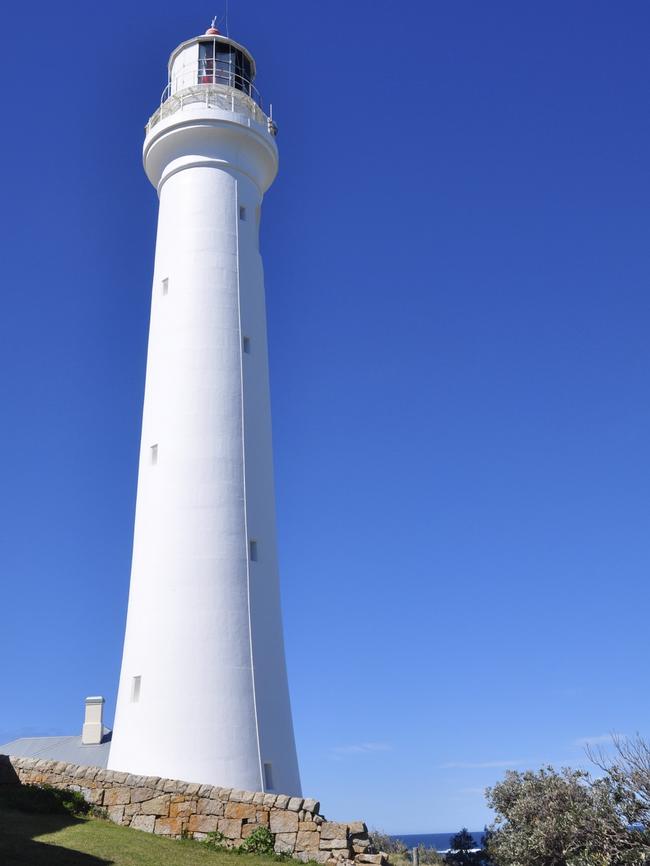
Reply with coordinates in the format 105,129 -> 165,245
1,0 -> 649,834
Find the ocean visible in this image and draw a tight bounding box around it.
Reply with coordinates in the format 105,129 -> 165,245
390,833 -> 486,853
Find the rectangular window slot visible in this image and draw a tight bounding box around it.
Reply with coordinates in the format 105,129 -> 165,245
150,444 -> 158,465
161,277 -> 169,295
243,336 -> 251,354
249,539 -> 258,562
239,205 -> 247,221
131,676 -> 141,703
263,762 -> 274,791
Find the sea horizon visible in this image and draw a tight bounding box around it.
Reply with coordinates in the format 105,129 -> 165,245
391,832 -> 486,852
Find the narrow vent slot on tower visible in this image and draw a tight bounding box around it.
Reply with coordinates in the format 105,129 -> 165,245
263,762 -> 274,791
131,676 -> 141,703
150,444 -> 158,465
239,205 -> 247,221
249,539 -> 258,561
161,277 -> 169,295
243,336 -> 251,354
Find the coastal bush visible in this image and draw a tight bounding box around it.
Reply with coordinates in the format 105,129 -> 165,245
368,829 -> 408,855
369,829 -> 408,855
486,765 -> 648,866
416,844 -> 446,865
368,831 -> 445,866
445,829 -> 479,866
590,734 -> 650,833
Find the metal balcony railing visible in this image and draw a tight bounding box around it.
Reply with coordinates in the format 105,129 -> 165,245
146,64 -> 276,136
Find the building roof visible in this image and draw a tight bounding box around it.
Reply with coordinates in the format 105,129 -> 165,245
0,730 -> 112,769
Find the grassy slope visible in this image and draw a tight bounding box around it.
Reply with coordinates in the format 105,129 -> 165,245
0,807 -> 285,866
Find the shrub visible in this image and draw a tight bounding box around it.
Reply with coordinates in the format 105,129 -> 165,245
445,829 -> 480,866
239,826 -> 276,855
204,829 -> 227,849
369,829 -> 407,855
485,766 -> 643,866
417,844 -> 446,865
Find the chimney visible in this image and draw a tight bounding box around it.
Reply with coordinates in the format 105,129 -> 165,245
81,696 -> 105,745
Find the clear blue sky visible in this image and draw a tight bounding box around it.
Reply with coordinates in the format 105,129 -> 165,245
1,0 -> 648,834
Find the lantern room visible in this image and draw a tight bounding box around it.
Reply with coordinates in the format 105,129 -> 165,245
168,24 -> 257,100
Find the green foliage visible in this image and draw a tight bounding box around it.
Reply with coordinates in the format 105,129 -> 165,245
450,829 -> 477,852
204,829 -> 228,849
369,829 -> 407,855
239,826 -> 275,855
486,765 -> 648,866
368,830 -> 445,866
590,735 -> 650,832
203,827 -> 280,859
0,784 -> 90,816
445,828 -> 479,866
475,827 -> 494,866
416,844 -> 446,865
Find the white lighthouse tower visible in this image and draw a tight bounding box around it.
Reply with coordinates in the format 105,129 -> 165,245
108,23 -> 301,796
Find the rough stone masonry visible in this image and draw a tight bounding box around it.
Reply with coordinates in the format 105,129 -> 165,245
0,755 -> 388,865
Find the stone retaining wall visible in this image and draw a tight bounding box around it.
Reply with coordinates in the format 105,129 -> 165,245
0,755 -> 386,866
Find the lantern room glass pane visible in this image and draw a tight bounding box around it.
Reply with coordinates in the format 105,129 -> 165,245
198,41 -> 214,83
215,44 -> 233,85
234,49 -> 252,94
198,41 -> 252,93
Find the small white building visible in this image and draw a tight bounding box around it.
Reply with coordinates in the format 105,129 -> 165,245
106,23 -> 301,795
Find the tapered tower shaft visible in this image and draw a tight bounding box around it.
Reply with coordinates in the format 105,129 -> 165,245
108,26 -> 301,796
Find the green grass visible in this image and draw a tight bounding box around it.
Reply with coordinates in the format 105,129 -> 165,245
0,806 -> 290,866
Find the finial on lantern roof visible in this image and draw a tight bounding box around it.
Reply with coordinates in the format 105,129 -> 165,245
205,16 -> 220,35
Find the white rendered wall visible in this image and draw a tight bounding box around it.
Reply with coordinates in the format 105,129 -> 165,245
237,176 -> 302,797
108,101 -> 301,795
170,43 -> 198,94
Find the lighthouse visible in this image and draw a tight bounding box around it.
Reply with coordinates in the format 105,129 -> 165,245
107,23 -> 301,796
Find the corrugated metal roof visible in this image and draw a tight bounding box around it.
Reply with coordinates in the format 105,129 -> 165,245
0,731 -> 112,768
